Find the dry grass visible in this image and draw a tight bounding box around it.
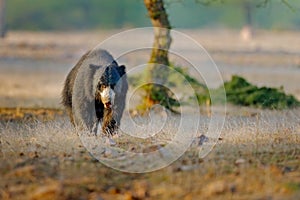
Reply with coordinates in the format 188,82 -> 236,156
0,108 -> 299,200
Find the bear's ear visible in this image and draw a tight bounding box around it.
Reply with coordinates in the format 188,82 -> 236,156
117,65 -> 126,77
89,64 -> 102,69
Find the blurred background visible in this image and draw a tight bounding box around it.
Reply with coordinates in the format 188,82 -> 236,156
0,0 -> 300,109
3,0 -> 300,31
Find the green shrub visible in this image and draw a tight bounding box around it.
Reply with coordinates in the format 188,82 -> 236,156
196,75 -> 300,109
225,76 -> 299,109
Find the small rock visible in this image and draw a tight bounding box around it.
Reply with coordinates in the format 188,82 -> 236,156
198,135 -> 209,146
158,146 -> 172,158
178,164 -> 199,171
235,158 -> 246,166
108,138 -> 116,146
103,148 -> 112,157
104,137 -> 116,146
103,148 -> 119,158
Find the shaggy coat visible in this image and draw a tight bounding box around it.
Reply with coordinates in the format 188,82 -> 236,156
62,49 -> 128,135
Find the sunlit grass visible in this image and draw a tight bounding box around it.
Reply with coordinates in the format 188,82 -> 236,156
0,108 -> 299,199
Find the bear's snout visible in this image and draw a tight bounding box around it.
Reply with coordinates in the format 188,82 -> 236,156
100,86 -> 115,108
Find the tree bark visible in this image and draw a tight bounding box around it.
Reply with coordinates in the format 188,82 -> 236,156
142,0 -> 177,111
144,0 -> 171,66
0,0 -> 6,38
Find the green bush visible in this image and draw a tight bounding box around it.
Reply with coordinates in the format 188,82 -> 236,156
225,76 -> 299,109
196,75 -> 300,109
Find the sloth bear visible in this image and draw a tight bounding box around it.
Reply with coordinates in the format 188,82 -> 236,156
62,49 -> 128,135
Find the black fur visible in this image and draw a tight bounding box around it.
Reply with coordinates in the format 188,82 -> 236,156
61,49 -> 128,135
94,63 -> 126,135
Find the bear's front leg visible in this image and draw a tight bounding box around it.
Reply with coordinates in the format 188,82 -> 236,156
102,108 -> 118,136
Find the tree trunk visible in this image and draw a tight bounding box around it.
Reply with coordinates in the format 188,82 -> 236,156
141,0 -> 178,112
144,0 -> 171,66
0,0 -> 6,38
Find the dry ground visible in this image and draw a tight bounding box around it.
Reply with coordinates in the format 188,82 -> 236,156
0,108 -> 299,200
0,30 -> 300,200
